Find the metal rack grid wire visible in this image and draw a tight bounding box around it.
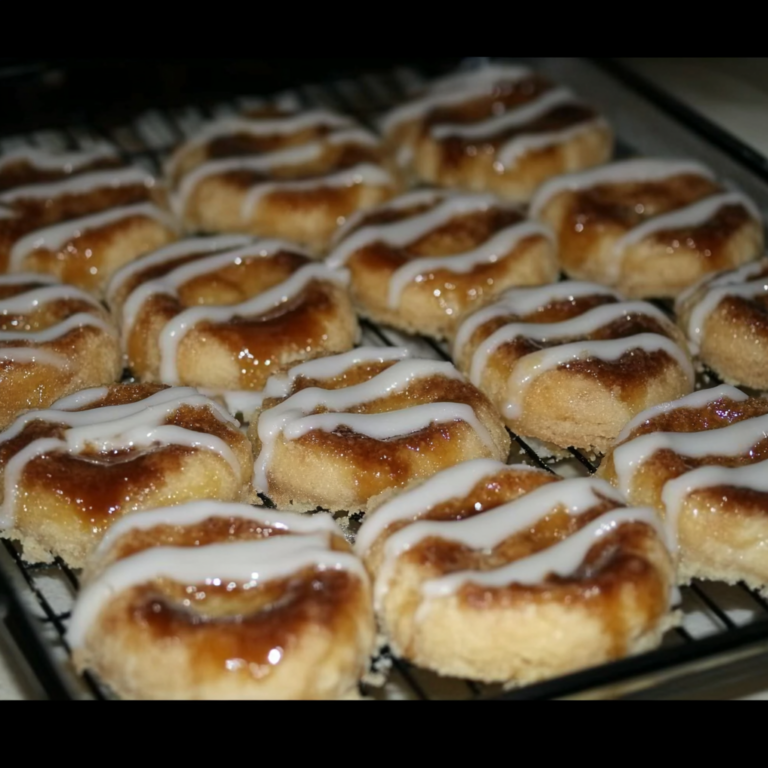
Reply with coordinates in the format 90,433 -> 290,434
2,58 -> 768,700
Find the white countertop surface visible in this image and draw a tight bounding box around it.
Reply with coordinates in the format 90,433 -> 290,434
2,58 -> 768,701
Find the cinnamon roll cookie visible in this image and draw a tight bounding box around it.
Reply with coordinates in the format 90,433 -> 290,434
356,460 -> 676,685
0,274 -> 121,430
381,64 -> 613,202
70,502 -> 375,700
247,348 -> 511,513
167,110 -> 399,252
107,237 -> 359,391
327,190 -> 558,340
600,386 -> 768,591
0,384 -> 253,568
531,159 -> 764,299
454,281 -> 695,453
676,259 -> 768,389
0,146 -> 178,295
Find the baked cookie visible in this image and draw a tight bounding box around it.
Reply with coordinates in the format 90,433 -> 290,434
531,158 -> 764,298
0,147 -> 178,295
327,190 -> 558,340
70,502 -> 375,700
0,384 -> 253,568
167,110 -> 399,252
356,460 -> 676,685
381,64 -> 613,201
248,348 -> 511,513
600,386 -> 768,592
454,281 -> 695,453
676,259 -> 768,389
107,237 -> 359,391
0,274 -> 121,430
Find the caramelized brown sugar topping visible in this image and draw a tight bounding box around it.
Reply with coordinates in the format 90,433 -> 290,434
277,360 -> 401,403
124,568 -> 365,684
3,182 -> 152,224
68,383 -> 168,411
688,485 -> 768,519
620,396 -> 768,445
423,74 -> 555,130
568,175 -> 722,229
352,208 -> 527,270
0,297 -> 106,334
0,156 -> 123,194
652,204 -> 754,261
206,124 -> 339,162
105,515 -> 349,563
183,282 -> 344,390
439,105 -> 599,169
487,311 -> 678,369
176,251 -> 311,307
372,469 -> 558,544
217,141 -> 383,190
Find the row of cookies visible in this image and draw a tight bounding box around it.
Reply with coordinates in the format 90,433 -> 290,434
0,368 -> 678,698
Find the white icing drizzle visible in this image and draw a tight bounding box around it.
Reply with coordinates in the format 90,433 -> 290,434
327,194 -> 500,269
158,263 -> 350,386
199,390 -> 268,420
418,507 -> 662,604
164,110 -> 354,178
0,205 -> 16,220
608,191 -> 761,282
241,162 -> 393,221
0,167 -> 155,206
330,189 -> 448,249
0,388 -> 242,528
387,221 -> 554,310
106,235 -> 254,308
173,129 -> 382,219
0,144 -> 118,174
453,281 -> 622,360
262,347 -> 412,402
380,65 -> 533,136
612,412 -> 768,499
9,203 -> 178,272
530,158 -> 716,219
662,460 -> 768,552
68,533 -> 367,650
52,387 -> 111,411
682,260 -> 768,348
254,359 -> 494,493
614,385 -> 749,445
355,458 -> 527,556
0,312 -> 115,346
430,88 -> 578,141
0,273 -> 60,287
0,284 -> 102,315
94,500 -> 345,557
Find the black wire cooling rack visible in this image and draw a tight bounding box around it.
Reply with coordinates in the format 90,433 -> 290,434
2,57 -> 768,701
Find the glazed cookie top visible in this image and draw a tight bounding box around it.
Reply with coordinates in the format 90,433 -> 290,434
67,502 -> 369,672
604,385 -> 768,499
0,146 -> 176,279
531,159 -> 762,280
357,460 -> 672,618
166,110 -> 396,220
0,385 -> 248,530
455,281 -> 694,420
328,190 -> 554,311
676,259 -> 768,352
382,65 -> 609,172
0,273 -> 115,368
